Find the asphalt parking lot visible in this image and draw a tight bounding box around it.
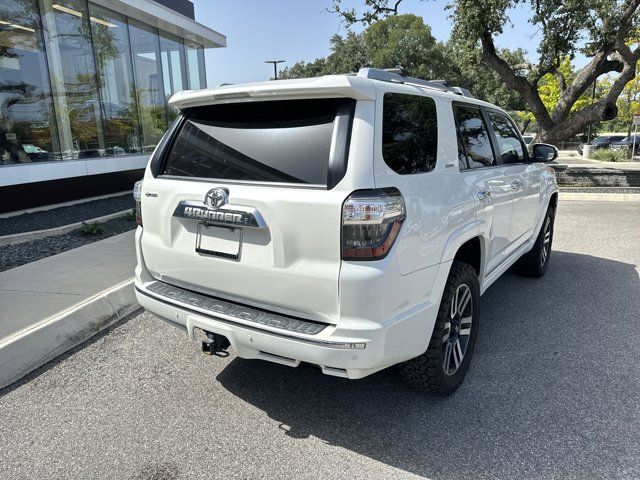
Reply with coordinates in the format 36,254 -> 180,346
1,200 -> 639,480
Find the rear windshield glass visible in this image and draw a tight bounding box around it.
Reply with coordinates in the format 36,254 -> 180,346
162,99 -> 353,185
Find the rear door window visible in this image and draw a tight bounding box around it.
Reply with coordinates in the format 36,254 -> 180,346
453,104 -> 496,168
162,98 -> 354,185
382,93 -> 438,174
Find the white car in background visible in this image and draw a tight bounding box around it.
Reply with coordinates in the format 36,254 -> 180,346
133,68 -> 558,394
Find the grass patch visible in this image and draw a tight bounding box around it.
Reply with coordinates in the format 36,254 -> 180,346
590,148 -> 630,162
80,222 -> 104,236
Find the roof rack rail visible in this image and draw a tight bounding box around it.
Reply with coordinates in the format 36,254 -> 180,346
356,67 -> 474,98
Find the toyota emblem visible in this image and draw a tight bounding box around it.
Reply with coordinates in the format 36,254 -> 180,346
204,188 -> 228,209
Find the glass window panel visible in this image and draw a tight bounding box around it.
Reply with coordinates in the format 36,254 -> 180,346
159,31 -> 186,122
382,93 -> 438,174
48,0 -> 103,159
88,3 -> 141,155
487,111 -> 525,164
453,105 -> 496,168
185,41 -> 205,90
0,0 -> 60,164
128,18 -> 166,152
163,99 -> 353,185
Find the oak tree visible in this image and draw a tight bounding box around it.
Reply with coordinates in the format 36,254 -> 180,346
331,0 -> 640,142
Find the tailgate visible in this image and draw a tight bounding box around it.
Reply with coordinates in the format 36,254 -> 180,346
140,180 -> 345,322
139,98 -> 359,323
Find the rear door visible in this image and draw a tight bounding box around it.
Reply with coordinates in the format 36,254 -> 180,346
453,103 -> 513,273
139,98 -> 360,323
485,109 -> 540,244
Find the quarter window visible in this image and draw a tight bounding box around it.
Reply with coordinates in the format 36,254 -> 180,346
487,111 -> 525,164
453,105 -> 495,168
382,93 -> 438,174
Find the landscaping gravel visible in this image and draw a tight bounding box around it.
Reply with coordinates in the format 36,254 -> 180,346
0,193 -> 132,236
559,186 -> 640,193
0,216 -> 136,272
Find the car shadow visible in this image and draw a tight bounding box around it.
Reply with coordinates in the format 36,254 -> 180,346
216,250 -> 640,479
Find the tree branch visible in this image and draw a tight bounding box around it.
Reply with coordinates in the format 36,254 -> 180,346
553,69 -> 567,92
329,0 -> 404,25
479,32 -> 553,129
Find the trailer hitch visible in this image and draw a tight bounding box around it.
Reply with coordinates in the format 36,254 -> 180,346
202,331 -> 231,357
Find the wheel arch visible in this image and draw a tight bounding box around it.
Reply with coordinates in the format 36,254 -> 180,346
453,236 -> 483,278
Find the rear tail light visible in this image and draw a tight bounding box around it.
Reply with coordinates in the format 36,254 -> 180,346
133,180 -> 143,227
342,188 -> 405,260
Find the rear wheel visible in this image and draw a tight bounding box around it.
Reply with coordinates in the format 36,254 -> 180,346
515,206 -> 555,278
398,261 -> 479,395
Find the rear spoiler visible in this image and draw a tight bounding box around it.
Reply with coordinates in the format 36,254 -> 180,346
168,75 -> 376,109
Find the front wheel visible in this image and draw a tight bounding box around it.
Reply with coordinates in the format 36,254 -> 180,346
515,206 -> 555,278
398,261 -> 480,395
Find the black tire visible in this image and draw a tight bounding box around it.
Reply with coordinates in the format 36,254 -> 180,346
398,261 -> 480,395
515,206 -> 555,278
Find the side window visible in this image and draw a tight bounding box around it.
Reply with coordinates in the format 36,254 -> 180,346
453,105 -> 496,168
456,129 -> 469,170
487,111 -> 525,164
382,93 -> 438,174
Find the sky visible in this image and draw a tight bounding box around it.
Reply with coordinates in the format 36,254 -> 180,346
192,0 -> 563,87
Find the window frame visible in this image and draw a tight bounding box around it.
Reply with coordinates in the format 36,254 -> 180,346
381,92 -> 439,176
155,98 -> 356,190
453,101 -> 499,171
483,107 -> 531,166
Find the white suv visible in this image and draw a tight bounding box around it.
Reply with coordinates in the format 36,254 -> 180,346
133,68 -> 558,394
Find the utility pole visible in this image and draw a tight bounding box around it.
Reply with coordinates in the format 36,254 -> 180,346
265,60 -> 285,80
587,80 -> 597,144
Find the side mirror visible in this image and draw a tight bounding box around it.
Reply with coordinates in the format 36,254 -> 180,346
532,143 -> 558,162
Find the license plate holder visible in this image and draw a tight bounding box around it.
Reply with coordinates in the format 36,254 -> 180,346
196,223 -> 242,261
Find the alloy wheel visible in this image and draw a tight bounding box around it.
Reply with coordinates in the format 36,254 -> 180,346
541,217 -> 551,267
442,284 -> 473,376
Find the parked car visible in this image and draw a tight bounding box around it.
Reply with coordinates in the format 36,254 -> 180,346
578,134 -> 626,155
133,68 -> 558,394
609,135 -> 640,155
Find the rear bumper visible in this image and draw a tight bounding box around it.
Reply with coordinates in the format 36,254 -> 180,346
135,278 -> 438,379
134,228 -> 443,379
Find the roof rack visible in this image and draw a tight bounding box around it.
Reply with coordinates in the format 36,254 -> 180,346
356,67 -> 474,98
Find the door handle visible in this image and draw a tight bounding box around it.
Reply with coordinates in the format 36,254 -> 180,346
477,190 -> 492,200
511,179 -> 522,190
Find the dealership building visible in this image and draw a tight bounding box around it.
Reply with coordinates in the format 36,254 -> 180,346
0,0 -> 225,212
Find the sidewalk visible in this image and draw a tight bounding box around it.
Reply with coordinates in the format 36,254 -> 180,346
0,230 -> 139,388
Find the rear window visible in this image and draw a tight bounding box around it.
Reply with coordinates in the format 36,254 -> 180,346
162,98 -> 354,185
382,93 -> 438,174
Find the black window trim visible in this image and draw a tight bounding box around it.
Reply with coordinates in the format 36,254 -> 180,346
152,99 -> 356,190
149,112 -> 187,177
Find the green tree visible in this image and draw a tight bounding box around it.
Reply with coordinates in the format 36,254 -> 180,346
282,15 -> 449,79
331,0 -> 640,143
280,14 -> 527,112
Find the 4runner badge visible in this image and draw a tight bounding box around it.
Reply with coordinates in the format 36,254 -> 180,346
172,192 -> 268,229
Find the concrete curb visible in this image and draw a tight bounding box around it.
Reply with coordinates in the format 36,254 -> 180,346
0,278 -> 139,390
559,192 -> 640,202
0,209 -> 132,247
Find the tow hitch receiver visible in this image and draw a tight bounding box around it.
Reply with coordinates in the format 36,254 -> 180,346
202,331 -> 231,357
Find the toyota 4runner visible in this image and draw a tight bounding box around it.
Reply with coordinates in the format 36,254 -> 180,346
133,68 -> 558,394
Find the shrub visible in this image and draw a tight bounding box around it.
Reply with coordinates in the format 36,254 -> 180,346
80,222 -> 104,236
590,148 -> 629,162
